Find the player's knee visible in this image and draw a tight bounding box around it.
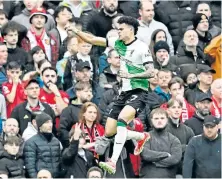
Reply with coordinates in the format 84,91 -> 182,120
118,105 -> 136,121
105,128 -> 116,137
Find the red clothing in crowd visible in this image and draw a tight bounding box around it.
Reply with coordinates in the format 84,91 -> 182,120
39,88 -> 69,128
2,81 -> 26,117
161,99 -> 196,123
211,96 -> 222,118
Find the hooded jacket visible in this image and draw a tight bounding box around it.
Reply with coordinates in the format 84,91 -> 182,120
11,8 -> 55,31
59,99 -> 82,148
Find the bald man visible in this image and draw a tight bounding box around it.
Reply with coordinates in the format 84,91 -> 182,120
37,169 -> 52,179
211,78 -> 222,118
0,118 -> 23,157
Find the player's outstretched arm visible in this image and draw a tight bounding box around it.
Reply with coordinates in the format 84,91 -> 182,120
70,25 -> 106,47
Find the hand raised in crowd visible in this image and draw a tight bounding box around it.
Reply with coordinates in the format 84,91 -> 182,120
73,123 -> 82,140
47,82 -> 60,96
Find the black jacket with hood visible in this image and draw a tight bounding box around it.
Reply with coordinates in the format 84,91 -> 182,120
59,99 -> 82,148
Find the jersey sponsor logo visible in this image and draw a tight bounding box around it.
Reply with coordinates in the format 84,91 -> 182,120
41,96 -> 46,101
2,86 -> 9,94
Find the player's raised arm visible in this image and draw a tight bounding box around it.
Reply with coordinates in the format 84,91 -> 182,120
68,25 -> 107,47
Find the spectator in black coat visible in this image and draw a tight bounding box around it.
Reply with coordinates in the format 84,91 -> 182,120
0,136 -> 24,178
183,115 -> 221,178
62,123 -> 95,178
24,112 -> 61,178
118,1 -> 139,18
10,79 -> 56,135
1,21 -> 29,70
154,1 -> 197,51
59,82 -> 93,148
170,30 -> 214,68
185,64 -> 215,105
140,108 -> 182,178
185,93 -> 212,135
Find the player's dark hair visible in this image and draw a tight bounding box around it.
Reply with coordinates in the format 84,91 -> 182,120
1,21 -> 20,36
118,16 -> 139,35
6,61 -> 21,70
41,67 -> 57,76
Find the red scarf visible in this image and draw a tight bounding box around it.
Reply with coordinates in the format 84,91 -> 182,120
211,96 -> 221,118
30,26 -> 46,52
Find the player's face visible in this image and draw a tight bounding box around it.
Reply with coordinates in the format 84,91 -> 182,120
3,119 -> 19,137
197,19 -> 209,32
25,83 -> 40,99
170,83 -> 184,98
151,113 -> 168,129
78,42 -> 92,56
167,101 -> 182,119
78,87 -> 93,103
42,69 -> 57,87
183,30 -> 199,47
31,15 -> 46,29
203,124 -> 218,139
4,30 -> 18,45
39,120 -> 53,133
83,106 -> 98,123
117,23 -> 132,41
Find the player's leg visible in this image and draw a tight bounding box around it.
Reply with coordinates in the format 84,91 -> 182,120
105,117 -> 117,137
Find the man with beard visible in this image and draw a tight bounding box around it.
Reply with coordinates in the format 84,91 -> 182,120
39,67 -> 69,129
185,93 -> 212,135
10,79 -> 56,135
140,108 -> 182,178
183,115 -> 221,178
24,112 -> 61,178
59,82 -> 93,148
0,118 -> 23,158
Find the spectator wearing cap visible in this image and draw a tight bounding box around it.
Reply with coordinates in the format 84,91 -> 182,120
204,34 -> 221,80
170,30 -> 214,68
210,79 -> 222,119
2,61 -> 26,117
21,7 -> 59,68
183,115 -> 221,178
10,79 -> 56,135
39,67 -> 69,129
24,112 -> 61,178
153,41 -> 177,73
12,0 -> 55,32
184,93 -> 212,135
137,1 -> 174,55
66,61 -> 104,105
185,64 -> 215,106
187,3 -> 221,39
192,13 -> 212,51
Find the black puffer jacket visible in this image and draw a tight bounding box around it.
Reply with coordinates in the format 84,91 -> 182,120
0,153 -> 24,178
59,99 -> 82,148
155,1 -> 197,50
24,133 -> 61,178
118,1 -> 139,18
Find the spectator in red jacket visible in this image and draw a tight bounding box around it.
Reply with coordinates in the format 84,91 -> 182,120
72,102 -> 104,156
210,78 -> 222,118
161,77 -> 195,123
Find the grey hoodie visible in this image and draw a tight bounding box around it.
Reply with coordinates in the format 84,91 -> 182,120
12,8 -> 55,31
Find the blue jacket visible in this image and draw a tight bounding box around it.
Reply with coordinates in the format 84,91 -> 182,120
154,86 -> 171,103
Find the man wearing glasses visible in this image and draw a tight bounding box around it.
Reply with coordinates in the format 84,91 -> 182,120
10,78 -> 56,135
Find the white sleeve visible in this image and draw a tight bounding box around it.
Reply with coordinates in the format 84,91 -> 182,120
141,44 -> 153,65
